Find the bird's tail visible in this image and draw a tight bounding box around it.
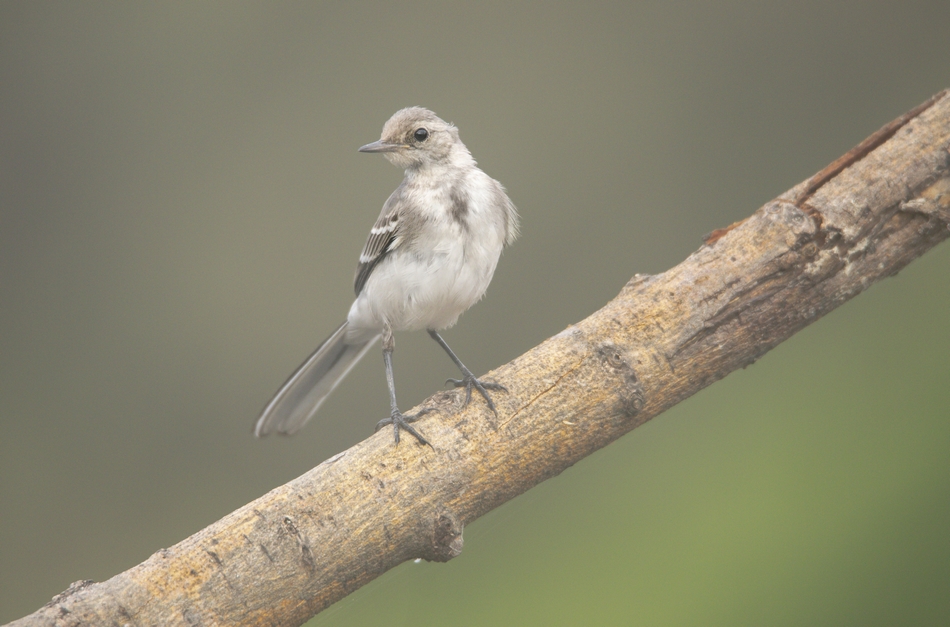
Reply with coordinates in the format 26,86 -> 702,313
254,321 -> 379,437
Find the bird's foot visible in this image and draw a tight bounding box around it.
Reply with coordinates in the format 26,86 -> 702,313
445,370 -> 507,415
375,407 -> 433,446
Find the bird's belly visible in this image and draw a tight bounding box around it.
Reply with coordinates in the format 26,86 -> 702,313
347,237 -> 501,335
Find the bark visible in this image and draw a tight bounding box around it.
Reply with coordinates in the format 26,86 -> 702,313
8,90 -> 950,627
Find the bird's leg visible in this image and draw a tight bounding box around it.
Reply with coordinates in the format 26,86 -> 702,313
428,330 -> 507,414
374,327 -> 431,445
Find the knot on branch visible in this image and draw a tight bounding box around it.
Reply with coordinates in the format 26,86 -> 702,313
596,343 -> 645,420
280,515 -> 317,575
45,579 -> 97,608
422,511 -> 463,563
900,177 -> 950,229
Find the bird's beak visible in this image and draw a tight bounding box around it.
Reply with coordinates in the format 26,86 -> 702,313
358,140 -> 406,153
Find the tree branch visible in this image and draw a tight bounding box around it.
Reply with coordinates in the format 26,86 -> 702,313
9,90 -> 950,627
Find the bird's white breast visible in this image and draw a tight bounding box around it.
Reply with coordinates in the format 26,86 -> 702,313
347,169 -> 506,338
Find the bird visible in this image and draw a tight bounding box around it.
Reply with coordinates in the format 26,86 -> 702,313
254,107 -> 519,445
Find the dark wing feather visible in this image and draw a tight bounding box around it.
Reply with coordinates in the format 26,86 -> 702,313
354,182 -> 405,295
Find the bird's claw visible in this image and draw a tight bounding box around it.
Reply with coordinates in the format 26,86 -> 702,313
375,408 -> 433,446
445,375 -> 507,415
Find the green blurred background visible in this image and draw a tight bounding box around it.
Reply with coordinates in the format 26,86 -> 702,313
2,2 -> 949,625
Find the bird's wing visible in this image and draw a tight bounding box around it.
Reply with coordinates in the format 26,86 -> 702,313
354,182 -> 406,295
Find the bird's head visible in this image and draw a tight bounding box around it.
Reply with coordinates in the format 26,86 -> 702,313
359,107 -> 468,170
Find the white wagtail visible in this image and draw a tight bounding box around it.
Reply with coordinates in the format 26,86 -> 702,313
254,107 -> 519,445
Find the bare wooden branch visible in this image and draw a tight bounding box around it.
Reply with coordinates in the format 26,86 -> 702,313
8,90 -> 950,627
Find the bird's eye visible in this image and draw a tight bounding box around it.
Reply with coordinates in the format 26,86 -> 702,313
413,128 -> 429,142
